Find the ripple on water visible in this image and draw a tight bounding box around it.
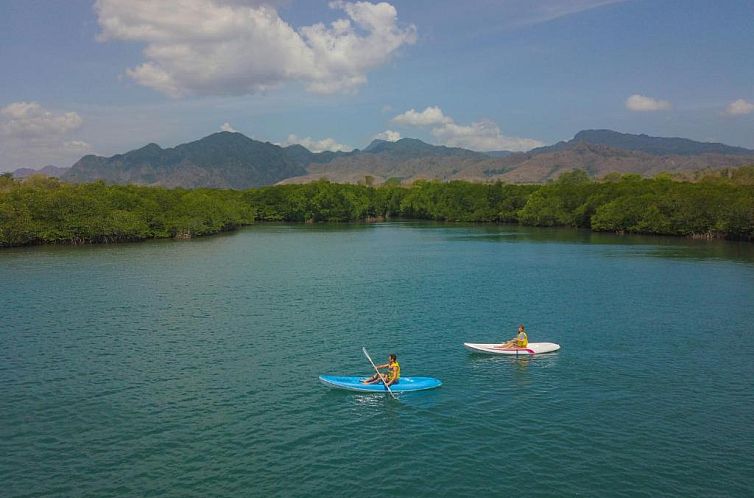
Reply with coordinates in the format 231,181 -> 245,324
1,224 -> 754,497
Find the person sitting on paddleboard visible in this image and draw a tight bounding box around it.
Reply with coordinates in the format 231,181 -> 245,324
361,353 -> 400,385
497,324 -> 528,349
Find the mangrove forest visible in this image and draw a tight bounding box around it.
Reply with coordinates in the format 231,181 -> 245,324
1,168 -> 753,247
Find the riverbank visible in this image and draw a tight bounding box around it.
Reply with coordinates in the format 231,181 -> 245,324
1,170 -> 753,247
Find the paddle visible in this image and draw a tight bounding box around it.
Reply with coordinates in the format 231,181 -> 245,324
362,347 -> 397,399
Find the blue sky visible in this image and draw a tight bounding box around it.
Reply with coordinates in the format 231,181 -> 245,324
1,0 -> 753,170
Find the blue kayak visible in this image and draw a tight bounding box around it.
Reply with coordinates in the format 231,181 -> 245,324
319,375 -> 442,393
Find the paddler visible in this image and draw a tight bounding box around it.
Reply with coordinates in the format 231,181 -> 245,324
361,353 -> 400,386
497,324 -> 528,349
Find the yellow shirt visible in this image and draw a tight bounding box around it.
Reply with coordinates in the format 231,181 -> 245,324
516,331 -> 528,347
387,361 -> 400,381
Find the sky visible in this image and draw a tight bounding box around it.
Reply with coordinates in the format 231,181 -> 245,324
1,0 -> 753,171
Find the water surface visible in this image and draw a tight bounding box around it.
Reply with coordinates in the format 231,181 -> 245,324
2,223 -> 753,496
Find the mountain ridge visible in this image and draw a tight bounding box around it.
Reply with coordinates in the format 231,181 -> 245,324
532,129 -> 754,156
11,165 -> 70,178
58,130 -> 754,188
63,132 -> 307,188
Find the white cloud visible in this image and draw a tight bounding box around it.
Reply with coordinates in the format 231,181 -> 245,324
724,99 -> 754,116
63,140 -> 92,151
283,134 -> 351,153
517,0 -> 627,27
374,129 -> 401,141
95,0 -> 416,97
391,106 -> 452,126
1,101 -> 83,138
432,120 -> 543,151
220,122 -> 237,132
0,101 -> 91,170
625,94 -> 672,112
390,105 -> 542,152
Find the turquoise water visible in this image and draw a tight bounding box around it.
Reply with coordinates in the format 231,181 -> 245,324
1,223 -> 753,497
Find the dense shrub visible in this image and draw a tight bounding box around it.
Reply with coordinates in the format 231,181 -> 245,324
1,169 -> 753,247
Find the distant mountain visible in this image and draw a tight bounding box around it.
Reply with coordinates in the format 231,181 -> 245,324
12,165 -> 69,178
534,129 -> 754,156
64,132 -> 307,188
484,150 -> 514,158
60,129 -> 754,187
361,138 -> 487,159
282,144 -> 354,168
283,132 -> 754,185
279,138 -> 496,185
489,142 -> 754,183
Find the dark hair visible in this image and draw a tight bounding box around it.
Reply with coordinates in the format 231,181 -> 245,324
389,353 -> 397,362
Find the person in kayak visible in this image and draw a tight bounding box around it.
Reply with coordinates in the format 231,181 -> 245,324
497,324 -> 528,349
361,353 -> 400,386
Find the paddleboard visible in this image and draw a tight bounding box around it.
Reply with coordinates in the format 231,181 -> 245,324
319,375 -> 442,393
463,342 -> 560,355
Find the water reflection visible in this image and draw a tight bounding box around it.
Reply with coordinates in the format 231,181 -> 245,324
467,352 -> 560,366
435,222 -> 754,265
3,221 -> 751,265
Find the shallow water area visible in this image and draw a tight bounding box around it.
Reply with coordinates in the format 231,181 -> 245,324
2,223 -> 753,497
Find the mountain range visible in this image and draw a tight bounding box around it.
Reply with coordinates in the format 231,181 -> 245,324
62,132 -> 308,188
12,129 -> 754,187
11,165 -> 70,179
280,129 -> 754,185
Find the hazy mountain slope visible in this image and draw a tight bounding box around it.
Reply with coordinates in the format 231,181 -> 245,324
496,143 -> 754,183
63,132 -> 306,188
533,129 -> 754,156
60,130 -> 754,187
278,138 -> 502,184
284,138 -> 754,185
361,138 -> 488,159
12,165 -> 70,178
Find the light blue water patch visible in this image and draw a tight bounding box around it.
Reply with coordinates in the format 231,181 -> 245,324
1,223 -> 753,497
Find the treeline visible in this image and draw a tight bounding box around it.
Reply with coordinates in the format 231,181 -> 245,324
246,170 -> 754,239
0,175 -> 253,246
244,181 -> 539,223
518,170 -> 754,239
1,168 -> 753,247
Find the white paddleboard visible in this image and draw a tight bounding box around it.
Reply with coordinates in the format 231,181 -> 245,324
464,342 -> 560,355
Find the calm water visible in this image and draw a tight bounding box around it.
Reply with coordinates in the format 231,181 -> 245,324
2,223 -> 753,497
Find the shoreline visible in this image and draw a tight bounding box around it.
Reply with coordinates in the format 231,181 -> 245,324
1,218 -> 751,250
2,175 -> 753,248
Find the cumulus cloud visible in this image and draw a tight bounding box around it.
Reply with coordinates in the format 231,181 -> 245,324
63,140 -> 92,151
391,106 -> 452,126
374,129 -> 401,141
220,122 -> 237,132
0,101 -> 91,170
431,120 -> 543,151
95,0 -> 416,97
724,99 -> 754,116
390,106 -> 542,152
283,134 -> 352,153
625,94 -> 672,112
1,101 -> 83,138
